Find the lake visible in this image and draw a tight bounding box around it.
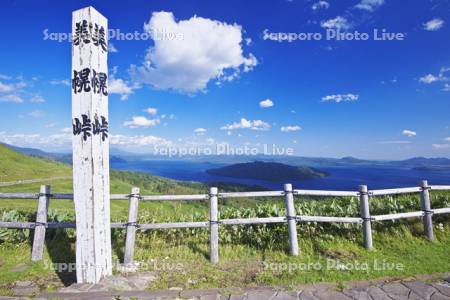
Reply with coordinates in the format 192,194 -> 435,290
111,160 -> 450,191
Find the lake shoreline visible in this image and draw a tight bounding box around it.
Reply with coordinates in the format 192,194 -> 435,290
110,160 -> 450,191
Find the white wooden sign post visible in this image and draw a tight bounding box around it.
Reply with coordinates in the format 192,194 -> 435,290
71,6 -> 112,283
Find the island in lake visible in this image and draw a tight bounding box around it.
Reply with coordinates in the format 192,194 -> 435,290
206,161 -> 328,182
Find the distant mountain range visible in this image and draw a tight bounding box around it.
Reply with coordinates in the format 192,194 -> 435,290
2,143 -> 450,171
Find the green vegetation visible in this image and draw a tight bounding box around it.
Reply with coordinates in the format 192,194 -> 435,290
0,144 -> 69,181
0,191 -> 449,293
0,144 -> 449,295
206,161 -> 327,182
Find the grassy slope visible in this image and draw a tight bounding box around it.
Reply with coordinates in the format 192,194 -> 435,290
0,144 -> 449,294
0,144 -> 69,181
0,143 -> 203,195
0,144 -> 208,218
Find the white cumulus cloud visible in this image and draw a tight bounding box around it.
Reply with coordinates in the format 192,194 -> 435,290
418,67 -> 450,91
0,77 -> 27,104
419,74 -> 439,84
281,125 -> 302,132
423,18 -> 444,31
28,110 -> 44,118
402,130 -> 417,137
194,128 -> 207,135
312,1 -> 330,11
129,11 -> 257,94
322,93 -> 359,103
109,66 -> 140,101
321,16 -> 351,30
108,42 -> 118,53
220,118 -> 270,131
355,0 -> 384,12
109,78 -> 135,101
419,67 -> 450,83
123,116 -> 160,128
109,78 -> 132,95
0,81 -> 15,93
60,127 -> 72,134
30,95 -> 45,103
145,107 -> 158,115
49,79 -> 70,86
259,99 -> 274,108
0,94 -> 24,103
443,84 -> 450,91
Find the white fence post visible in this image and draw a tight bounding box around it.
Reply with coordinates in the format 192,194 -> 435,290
284,183 -> 299,256
420,180 -> 434,241
124,187 -> 140,265
209,187 -> 219,264
31,185 -> 50,261
359,185 -> 373,250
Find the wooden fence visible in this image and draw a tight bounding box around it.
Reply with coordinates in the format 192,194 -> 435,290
0,180 -> 450,264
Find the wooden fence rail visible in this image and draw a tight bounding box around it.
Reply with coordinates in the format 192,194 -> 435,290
0,180 -> 449,264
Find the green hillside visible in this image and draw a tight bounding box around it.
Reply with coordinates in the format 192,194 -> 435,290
0,144 -> 209,217
0,144 -> 70,181
0,143 -> 203,195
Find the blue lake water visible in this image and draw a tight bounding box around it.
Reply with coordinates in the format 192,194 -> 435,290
111,160 -> 450,191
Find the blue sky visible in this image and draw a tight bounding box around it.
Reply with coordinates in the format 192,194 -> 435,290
0,0 -> 449,159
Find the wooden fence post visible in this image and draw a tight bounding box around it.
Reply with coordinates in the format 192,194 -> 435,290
284,183 -> 299,256
124,187 -> 140,265
420,180 -> 434,241
31,185 -> 50,261
359,185 -> 373,250
209,187 -> 219,264
72,6 -> 112,283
